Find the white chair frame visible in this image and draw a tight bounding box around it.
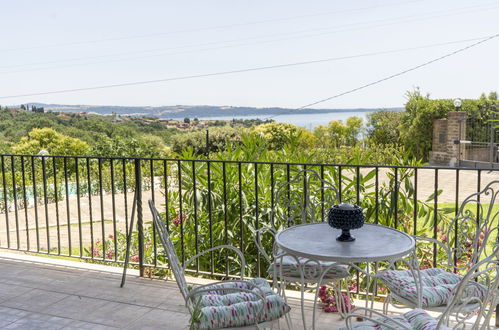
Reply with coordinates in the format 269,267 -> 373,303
253,169 -> 351,326
149,200 -> 291,330
384,180 -> 499,314
346,249 -> 499,329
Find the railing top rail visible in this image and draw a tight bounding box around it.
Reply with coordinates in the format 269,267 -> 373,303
1,153 -> 499,171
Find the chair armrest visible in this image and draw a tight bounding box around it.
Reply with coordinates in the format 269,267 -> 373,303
184,245 -> 246,279
413,235 -> 453,268
253,226 -> 277,263
345,307 -> 411,330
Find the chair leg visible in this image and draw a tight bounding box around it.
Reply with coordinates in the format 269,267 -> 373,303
284,313 -> 293,330
383,293 -> 391,314
332,280 -> 342,317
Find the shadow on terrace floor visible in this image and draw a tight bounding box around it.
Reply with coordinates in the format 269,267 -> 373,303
0,251 -> 347,329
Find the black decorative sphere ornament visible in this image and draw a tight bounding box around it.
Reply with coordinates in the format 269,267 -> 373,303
328,203 -> 365,242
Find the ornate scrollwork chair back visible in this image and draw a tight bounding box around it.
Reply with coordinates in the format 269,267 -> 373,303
444,180 -> 499,272
149,200 -> 191,306
381,180 -> 499,314
149,200 -> 292,329
416,180 -> 499,273
438,253 -> 499,329
346,249 -> 499,329
272,169 -> 340,229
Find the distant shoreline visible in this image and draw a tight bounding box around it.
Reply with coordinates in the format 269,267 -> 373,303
21,102 -> 403,119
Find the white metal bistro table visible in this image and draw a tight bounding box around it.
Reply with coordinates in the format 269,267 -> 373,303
275,222 -> 416,329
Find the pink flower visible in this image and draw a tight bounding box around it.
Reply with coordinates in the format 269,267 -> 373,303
106,249 -> 113,259
172,214 -> 187,226
108,234 -> 114,240
131,255 -> 139,262
93,247 -> 100,257
440,235 -> 448,242
436,226 -> 441,233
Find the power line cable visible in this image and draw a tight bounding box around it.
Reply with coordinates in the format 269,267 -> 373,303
270,33 -> 499,117
0,35 -> 494,100
2,1 -> 497,74
0,0 -> 423,52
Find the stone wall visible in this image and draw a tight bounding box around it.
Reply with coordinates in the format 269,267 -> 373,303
429,111 -> 467,166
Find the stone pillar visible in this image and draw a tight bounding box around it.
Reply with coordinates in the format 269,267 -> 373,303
447,112 -> 467,166
429,111 -> 467,166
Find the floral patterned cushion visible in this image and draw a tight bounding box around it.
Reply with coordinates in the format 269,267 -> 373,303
343,308 -> 450,329
268,254 -> 349,280
191,278 -> 290,329
380,268 -> 486,308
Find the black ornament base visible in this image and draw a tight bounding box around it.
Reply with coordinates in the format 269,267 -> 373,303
336,229 -> 356,242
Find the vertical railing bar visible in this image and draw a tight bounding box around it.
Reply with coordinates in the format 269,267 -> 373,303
63,157 -> 71,256
21,157 -> 30,251
286,164 -> 290,222
477,170 -> 481,225
433,169 -> 438,268
320,165 -> 325,221
454,169 -> 459,269
31,156 -> 39,252
394,167 -> 398,230
52,157 -> 60,255
192,161 -> 199,273
1,155 -> 10,248
375,166 -> 379,225
10,156 -> 20,249
135,158 -> 144,276
163,160 -> 169,234
75,158 -> 83,257
270,163 -> 275,226
86,158 -> 94,260
150,159 -> 157,267
238,163 -> 244,260
303,165 -> 307,224
207,161 -> 213,274
255,163 -> 260,277
110,159 -> 118,262
41,156 -> 50,253
122,159 -> 129,238
223,162 -> 229,277
177,160 -> 185,267
98,158 -> 105,260
413,168 -> 418,236
338,166 -> 342,203
356,166 -> 360,206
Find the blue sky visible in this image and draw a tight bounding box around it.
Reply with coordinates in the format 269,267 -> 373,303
0,0 -> 498,109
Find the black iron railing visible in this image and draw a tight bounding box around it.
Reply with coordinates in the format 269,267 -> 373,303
0,154 -> 497,282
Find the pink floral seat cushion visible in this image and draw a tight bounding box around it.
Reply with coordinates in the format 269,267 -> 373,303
380,268 -> 486,308
343,308 -> 450,330
191,278 -> 290,329
268,255 -> 349,280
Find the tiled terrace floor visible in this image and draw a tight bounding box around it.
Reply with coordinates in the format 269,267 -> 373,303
0,251 -> 493,329
0,251 -> 346,329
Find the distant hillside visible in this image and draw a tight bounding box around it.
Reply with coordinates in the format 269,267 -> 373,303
25,103 -> 403,118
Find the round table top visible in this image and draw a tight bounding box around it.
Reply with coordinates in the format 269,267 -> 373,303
275,223 -> 415,263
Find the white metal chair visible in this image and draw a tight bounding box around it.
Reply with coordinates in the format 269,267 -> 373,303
345,248 -> 499,329
381,180 -> 499,314
253,169 -> 351,321
149,200 -> 292,330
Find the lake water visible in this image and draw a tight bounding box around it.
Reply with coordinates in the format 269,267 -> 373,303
179,111 -> 375,129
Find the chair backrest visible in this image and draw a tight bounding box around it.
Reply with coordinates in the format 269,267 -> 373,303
148,200 -> 192,309
272,169 -> 339,228
437,248 -> 499,329
443,180 -> 499,272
